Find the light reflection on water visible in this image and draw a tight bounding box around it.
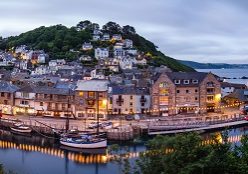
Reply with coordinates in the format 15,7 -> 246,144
0,129 -> 144,174
0,126 -> 247,174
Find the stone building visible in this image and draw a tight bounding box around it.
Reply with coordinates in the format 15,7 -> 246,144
75,80 -> 109,119
151,72 -> 221,116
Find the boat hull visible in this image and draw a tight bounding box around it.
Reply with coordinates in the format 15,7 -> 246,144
60,139 -> 107,149
10,127 -> 32,133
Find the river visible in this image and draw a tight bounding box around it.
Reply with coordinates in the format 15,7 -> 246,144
0,125 -> 248,174
197,69 -> 248,85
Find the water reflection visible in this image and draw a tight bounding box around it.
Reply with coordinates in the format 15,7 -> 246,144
0,129 -> 108,164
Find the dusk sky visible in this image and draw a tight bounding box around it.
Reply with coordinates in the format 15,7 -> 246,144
0,0 -> 247,63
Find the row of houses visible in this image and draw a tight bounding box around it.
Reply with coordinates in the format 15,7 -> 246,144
0,72 -> 226,119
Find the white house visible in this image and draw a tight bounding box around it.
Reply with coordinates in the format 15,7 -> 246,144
21,51 -> 33,60
32,65 -> 51,75
79,55 -> 92,62
82,42 -> 93,51
49,59 -> 66,67
112,34 -> 122,41
13,86 -> 36,115
124,39 -> 133,48
126,49 -> 138,56
95,48 -> 109,59
114,48 -> 125,58
90,69 -> 106,79
102,34 -> 110,41
119,57 -> 133,70
221,82 -> 247,97
15,45 -> 28,54
37,54 -> 46,64
134,57 -> 147,65
92,35 -> 101,41
0,54 -> 16,66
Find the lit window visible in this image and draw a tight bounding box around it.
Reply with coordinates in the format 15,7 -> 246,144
79,92 -> 84,96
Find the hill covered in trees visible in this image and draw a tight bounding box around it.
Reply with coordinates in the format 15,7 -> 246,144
0,20 -> 194,72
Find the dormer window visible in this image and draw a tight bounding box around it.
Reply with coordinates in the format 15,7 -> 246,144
192,80 -> 198,84
174,80 -> 180,84
184,80 -> 190,84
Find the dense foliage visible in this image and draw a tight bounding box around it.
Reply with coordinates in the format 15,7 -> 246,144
133,133 -> 248,174
0,20 -> 195,72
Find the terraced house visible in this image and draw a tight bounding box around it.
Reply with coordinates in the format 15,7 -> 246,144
0,81 -> 19,114
75,80 -> 109,119
151,72 -> 221,116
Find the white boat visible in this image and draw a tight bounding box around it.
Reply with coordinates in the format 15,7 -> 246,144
60,137 -> 107,149
10,123 -> 32,133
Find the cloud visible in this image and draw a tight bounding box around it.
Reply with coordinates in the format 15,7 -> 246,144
0,0 -> 247,63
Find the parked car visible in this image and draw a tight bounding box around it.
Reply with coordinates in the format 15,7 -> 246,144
241,105 -> 248,115
243,116 -> 248,121
100,122 -> 113,129
88,122 -> 102,129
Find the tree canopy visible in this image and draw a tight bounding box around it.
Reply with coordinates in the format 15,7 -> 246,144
0,20 -> 195,72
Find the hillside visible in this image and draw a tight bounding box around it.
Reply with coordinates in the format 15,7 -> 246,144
180,60 -> 248,69
0,21 -> 195,72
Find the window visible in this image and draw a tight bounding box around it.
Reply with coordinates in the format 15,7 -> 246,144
1,92 -> 4,97
88,92 -> 95,98
177,90 -> 180,93
186,90 -> 189,93
7,93 -> 11,98
4,100 -> 8,105
141,102 -> 145,107
21,100 -> 29,105
174,80 -> 180,84
195,89 -> 198,93
79,92 -> 84,96
159,82 -> 167,88
195,97 -> 198,101
192,80 -> 198,84
130,109 -> 133,113
40,102 -> 43,106
184,80 -> 190,84
22,92 -> 29,98
68,104 -> 71,108
207,88 -> 214,93
130,95 -> 133,99
207,96 -> 214,101
130,102 -> 133,106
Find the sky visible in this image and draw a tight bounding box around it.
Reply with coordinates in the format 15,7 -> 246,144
0,0 -> 247,63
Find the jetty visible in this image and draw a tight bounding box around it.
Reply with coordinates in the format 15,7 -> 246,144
148,120 -> 248,135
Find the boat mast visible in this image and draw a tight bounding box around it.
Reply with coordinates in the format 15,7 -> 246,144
96,91 -> 99,135
65,89 -> 70,133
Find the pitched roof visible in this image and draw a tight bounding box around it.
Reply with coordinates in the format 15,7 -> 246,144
76,80 -> 109,91
221,82 -> 247,89
224,89 -> 248,102
164,72 -> 209,87
0,81 -> 19,93
111,86 -> 149,95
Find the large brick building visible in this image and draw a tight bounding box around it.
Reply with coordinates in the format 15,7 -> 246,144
151,72 -> 221,116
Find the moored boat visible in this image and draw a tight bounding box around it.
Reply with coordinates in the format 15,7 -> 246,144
60,137 -> 107,149
10,123 -> 32,133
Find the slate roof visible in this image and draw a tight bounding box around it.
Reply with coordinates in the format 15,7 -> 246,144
0,81 -> 19,93
224,89 -> 248,102
153,72 -> 211,87
76,80 -> 109,91
221,82 -> 247,89
111,86 -> 149,95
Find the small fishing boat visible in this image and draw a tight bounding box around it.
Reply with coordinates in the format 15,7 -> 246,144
60,136 -> 107,149
10,123 -> 32,133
